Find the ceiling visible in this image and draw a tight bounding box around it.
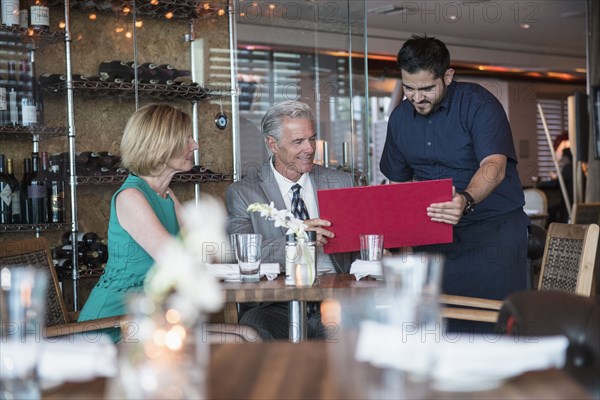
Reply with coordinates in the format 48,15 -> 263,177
365,0 -> 587,59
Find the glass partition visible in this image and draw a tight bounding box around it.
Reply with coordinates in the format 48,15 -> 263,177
233,0 -> 370,185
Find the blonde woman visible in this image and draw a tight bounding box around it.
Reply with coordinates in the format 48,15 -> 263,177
78,104 -> 198,331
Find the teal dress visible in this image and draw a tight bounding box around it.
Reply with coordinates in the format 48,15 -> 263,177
78,175 -> 179,331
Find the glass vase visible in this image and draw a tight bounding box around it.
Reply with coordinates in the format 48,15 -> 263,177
107,294 -> 208,400
293,237 -> 316,287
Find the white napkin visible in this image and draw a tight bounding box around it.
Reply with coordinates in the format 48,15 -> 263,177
38,334 -> 118,388
350,259 -> 383,280
206,263 -> 280,281
355,320 -> 568,392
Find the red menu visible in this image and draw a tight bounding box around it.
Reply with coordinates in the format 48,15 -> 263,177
317,179 -> 453,254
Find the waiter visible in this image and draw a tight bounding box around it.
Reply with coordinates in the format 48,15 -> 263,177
380,35 -> 529,328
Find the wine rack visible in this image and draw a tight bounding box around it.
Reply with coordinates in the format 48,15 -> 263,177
0,25 -> 64,46
0,223 -> 71,233
74,172 -> 233,185
47,0 -> 228,21
42,80 -> 226,101
0,126 -> 69,141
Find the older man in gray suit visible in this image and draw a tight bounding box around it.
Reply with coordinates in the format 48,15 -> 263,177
226,100 -> 354,340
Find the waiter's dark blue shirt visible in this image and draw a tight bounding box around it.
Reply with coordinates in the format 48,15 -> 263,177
380,81 -> 524,225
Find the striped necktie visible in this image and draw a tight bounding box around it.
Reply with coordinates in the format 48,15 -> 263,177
291,184 -> 310,220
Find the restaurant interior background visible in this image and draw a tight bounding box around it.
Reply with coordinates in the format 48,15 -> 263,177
1,0 -> 598,306
233,0 -> 593,192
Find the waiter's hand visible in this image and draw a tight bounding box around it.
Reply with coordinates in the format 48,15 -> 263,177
305,218 -> 334,246
427,187 -> 464,225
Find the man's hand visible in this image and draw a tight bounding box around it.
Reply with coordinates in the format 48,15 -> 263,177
427,187 -> 464,225
304,218 -> 334,246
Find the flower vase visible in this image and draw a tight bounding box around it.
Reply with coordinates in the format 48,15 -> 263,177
293,237 -> 316,287
107,294 -> 209,400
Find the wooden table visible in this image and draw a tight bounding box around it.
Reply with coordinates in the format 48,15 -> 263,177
43,341 -> 591,400
220,274 -> 383,342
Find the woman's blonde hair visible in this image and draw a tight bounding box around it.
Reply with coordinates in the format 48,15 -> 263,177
120,104 -> 192,176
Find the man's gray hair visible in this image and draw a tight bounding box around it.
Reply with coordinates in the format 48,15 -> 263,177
261,100 -> 315,141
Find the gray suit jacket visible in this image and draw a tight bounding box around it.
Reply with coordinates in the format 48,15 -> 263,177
226,161 -> 355,273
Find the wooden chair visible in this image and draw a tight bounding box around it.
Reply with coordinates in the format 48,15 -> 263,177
572,202 -> 600,225
439,222 -> 600,323
524,188 -> 549,228
538,223 -> 599,296
0,237 -> 125,338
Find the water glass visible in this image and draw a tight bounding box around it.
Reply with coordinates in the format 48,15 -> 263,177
233,233 -> 262,283
360,234 -> 384,261
0,267 -> 48,400
381,253 -> 444,381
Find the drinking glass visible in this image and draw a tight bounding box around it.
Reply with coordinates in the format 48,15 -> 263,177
0,267 -> 48,400
360,234 -> 384,261
233,233 -> 262,283
381,253 -> 445,381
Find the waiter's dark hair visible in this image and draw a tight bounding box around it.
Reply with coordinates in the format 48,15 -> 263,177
396,34 -> 450,79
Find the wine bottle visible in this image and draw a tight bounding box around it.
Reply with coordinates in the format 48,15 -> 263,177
31,61 -> 44,125
99,60 -> 135,81
88,242 -> 108,263
6,158 -> 21,223
18,0 -> 28,28
75,151 -> 92,164
97,151 -> 121,167
18,58 -> 36,126
1,0 -> 20,26
0,84 -> 8,125
48,163 -> 64,223
20,95 -> 36,126
137,62 -> 158,81
7,61 -> 18,126
88,152 -> 114,168
61,230 -> 99,246
54,258 -> 73,270
20,158 -> 31,223
27,152 -> 47,224
38,73 -> 89,87
156,64 -> 177,80
51,243 -> 80,260
28,0 -> 49,32
0,154 -> 12,224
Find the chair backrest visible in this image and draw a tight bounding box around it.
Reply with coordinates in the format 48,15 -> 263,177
572,202 -> 600,225
538,223 -> 600,296
524,188 -> 548,228
496,290 -> 600,397
0,237 -> 70,326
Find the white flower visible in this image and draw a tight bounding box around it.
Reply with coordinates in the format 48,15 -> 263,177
144,195 -> 226,324
247,202 -> 307,238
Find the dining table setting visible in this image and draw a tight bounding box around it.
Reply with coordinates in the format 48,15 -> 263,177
2,241 -> 593,400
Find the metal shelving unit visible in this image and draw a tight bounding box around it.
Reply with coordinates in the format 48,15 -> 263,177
0,25 -> 64,45
0,126 -> 69,140
0,223 -> 70,233
42,80 -> 226,101
74,171 -> 232,185
1,25 -> 68,235
47,0 -> 228,21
